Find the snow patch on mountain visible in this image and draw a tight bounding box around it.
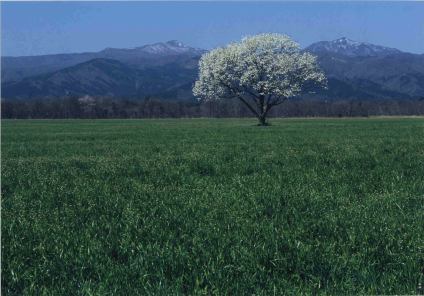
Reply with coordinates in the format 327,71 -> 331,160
137,40 -> 204,55
306,37 -> 401,57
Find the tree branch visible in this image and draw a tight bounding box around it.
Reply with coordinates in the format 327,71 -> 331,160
216,78 -> 260,117
236,94 -> 260,117
269,97 -> 288,107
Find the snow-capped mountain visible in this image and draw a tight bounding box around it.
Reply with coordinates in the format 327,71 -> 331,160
2,40 -> 205,82
304,37 -> 424,99
137,40 -> 204,55
306,37 -> 402,57
101,40 -> 205,56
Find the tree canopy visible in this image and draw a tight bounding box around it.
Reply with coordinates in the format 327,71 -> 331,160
193,33 -> 327,125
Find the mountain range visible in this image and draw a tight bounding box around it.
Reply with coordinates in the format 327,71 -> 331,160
2,38 -> 424,100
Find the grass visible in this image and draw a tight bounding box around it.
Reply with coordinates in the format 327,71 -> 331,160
2,118 -> 424,295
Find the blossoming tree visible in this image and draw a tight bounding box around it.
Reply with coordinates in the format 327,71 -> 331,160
193,34 -> 327,125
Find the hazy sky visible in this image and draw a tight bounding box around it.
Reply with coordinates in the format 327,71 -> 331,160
2,1 -> 424,56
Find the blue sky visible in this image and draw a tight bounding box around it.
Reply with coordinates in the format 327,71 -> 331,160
2,1 -> 423,56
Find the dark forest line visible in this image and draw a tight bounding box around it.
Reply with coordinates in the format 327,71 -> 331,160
2,97 -> 424,119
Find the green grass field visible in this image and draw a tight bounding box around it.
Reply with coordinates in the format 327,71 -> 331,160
2,118 -> 424,295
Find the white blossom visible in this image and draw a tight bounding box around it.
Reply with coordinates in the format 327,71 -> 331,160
193,33 -> 327,124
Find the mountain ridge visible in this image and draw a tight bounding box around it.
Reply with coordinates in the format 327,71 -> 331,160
1,57 -> 198,100
1,40 -> 205,83
306,37 -> 402,57
2,38 -> 424,100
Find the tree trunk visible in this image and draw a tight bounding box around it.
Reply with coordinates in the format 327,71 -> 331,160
257,103 -> 271,126
235,95 -> 270,126
258,114 -> 267,126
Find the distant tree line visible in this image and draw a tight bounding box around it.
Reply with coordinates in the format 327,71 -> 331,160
2,96 -> 424,119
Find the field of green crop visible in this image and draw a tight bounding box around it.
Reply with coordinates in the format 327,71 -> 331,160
2,118 -> 424,295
